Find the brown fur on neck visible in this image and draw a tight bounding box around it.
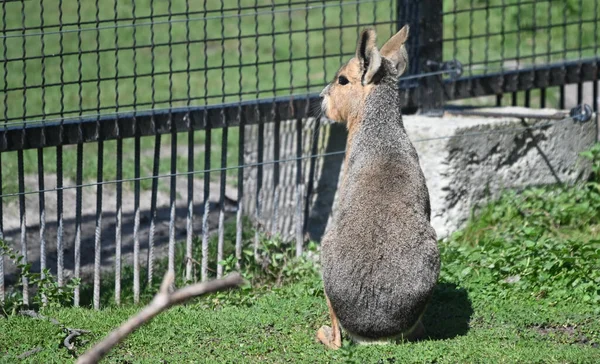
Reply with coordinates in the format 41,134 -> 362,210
323,58 -> 376,190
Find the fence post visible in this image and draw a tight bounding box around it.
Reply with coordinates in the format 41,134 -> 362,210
402,0 -> 444,115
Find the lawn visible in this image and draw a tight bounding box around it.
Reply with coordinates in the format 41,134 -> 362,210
1,147 -> 599,362
1,278 -> 599,363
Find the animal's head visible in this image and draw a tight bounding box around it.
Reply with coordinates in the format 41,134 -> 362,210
320,25 -> 409,123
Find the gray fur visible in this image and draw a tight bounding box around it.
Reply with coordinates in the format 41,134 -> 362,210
321,59 -> 440,340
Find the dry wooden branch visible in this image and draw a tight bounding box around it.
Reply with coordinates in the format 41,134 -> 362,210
76,272 -> 244,364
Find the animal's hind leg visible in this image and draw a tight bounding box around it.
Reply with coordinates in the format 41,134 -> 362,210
404,318 -> 426,342
316,294 -> 342,349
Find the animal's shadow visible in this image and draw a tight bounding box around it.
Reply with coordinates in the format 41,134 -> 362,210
421,282 -> 473,340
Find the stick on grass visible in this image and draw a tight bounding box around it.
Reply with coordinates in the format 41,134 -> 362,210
77,272 -> 244,364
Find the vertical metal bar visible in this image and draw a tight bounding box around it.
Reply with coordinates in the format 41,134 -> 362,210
389,0 -> 394,34
38,0 -> 47,306
73,143 -> 83,306
147,134 -> 160,286
217,127 -> 228,279
56,0 -> 66,288
295,118 -> 304,257
133,134 -> 141,303
540,88 -> 547,109
302,0 -> 319,234
169,129 -> 177,276
515,0 -> 521,69
18,150 -> 28,306
321,0 -> 327,83
594,0 -> 599,140
577,82 -> 583,106
0,152 -> 3,303
417,0 -> 444,114
543,0 -> 552,109
255,121 -> 264,258
143,0 -> 154,293
0,151 -> 3,303
304,120 -> 320,234
93,0 -> 103,310
253,0 -> 262,260
37,148 -> 47,305
339,0 -> 344,65
291,0 -> 303,256
185,0 -> 194,283
483,0 -> 490,76
93,140 -> 104,310
201,2 -> 211,282
216,0 -> 227,279
167,0 -> 176,277
236,123 -> 244,270
56,145 -> 64,286
17,0 -> 29,306
115,137 -> 123,305
499,0 -> 506,96
578,0 -> 583,62
114,0 -> 123,306
270,0 -> 280,237
73,0 -> 84,307
524,90 -> 531,108
0,0 -> 7,304
562,0 -> 568,65
131,0 -> 146,290
559,86 -> 565,109
202,127 -> 211,281
512,92 -> 518,107
186,125 -> 194,281
235,0 -> 244,271
593,81 -> 598,142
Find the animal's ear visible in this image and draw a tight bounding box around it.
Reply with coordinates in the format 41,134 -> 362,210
355,28 -> 382,85
380,25 -> 409,76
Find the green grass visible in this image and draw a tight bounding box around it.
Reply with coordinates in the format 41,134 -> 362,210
1,279 -> 599,363
2,147 -> 600,362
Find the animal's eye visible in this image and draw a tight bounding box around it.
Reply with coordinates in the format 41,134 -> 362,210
338,75 -> 349,85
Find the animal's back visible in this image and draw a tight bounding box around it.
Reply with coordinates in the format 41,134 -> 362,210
322,99 -> 440,339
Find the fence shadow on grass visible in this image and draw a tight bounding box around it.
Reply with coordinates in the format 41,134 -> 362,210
422,282 -> 473,340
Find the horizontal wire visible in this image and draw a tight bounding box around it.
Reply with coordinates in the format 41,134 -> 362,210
1,66 -> 458,127
1,20 -> 396,64
443,18 -> 599,43
1,88 -> 324,127
0,90 -> 322,127
441,0 -> 552,16
0,0 -> 385,40
2,52 -> 596,125
0,114 -> 581,199
0,0 -> 329,34
459,46 -> 600,69
464,56 -> 600,75
1,45 -> 593,98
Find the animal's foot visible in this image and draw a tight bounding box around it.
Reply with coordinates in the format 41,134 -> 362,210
316,325 -> 341,350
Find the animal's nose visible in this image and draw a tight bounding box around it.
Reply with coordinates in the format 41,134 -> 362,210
319,85 -> 330,97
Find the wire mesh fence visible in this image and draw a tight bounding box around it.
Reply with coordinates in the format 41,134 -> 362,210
0,0 -> 598,309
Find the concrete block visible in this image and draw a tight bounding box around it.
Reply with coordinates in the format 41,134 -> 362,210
404,107 -> 596,238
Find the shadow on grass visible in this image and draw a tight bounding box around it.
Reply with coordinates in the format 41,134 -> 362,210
422,282 -> 473,340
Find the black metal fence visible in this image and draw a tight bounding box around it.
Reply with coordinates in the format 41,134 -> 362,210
0,0 -> 598,309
